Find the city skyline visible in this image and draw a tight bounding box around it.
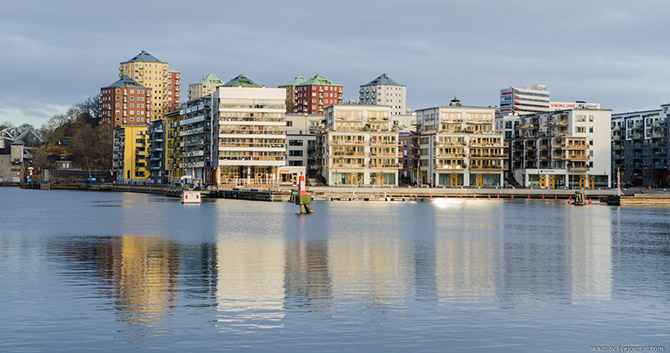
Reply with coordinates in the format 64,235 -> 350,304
2,0 -> 669,127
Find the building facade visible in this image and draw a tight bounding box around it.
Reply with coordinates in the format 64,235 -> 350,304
318,105 -> 400,186
179,95 -> 213,184
119,50 -> 181,121
189,73 -> 224,101
283,74 -> 343,115
512,109 -> 612,188
415,102 -> 505,187
164,109 -> 183,182
500,84 -> 550,116
213,75 -> 287,187
285,114 -> 322,176
359,73 -> 407,116
147,119 -> 167,184
113,125 -> 149,183
100,77 -> 151,126
611,108 -> 667,187
279,75 -> 306,113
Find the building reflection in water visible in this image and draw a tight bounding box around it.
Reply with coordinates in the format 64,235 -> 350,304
432,200 -> 500,307
95,236 -> 179,330
283,214 -> 333,314
569,208 -> 612,303
214,232 -> 286,331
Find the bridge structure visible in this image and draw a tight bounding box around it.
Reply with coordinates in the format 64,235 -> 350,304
0,126 -> 44,159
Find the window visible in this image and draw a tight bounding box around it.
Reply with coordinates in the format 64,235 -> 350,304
286,121 -> 293,127
289,139 -> 303,146
289,150 -> 303,156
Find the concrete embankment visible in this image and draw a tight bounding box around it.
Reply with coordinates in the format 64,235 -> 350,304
606,194 -> 670,206
44,183 -> 625,203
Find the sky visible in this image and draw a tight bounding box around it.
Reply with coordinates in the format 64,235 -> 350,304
2,0 -> 670,128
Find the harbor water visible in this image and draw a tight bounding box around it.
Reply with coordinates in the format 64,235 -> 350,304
0,188 -> 668,352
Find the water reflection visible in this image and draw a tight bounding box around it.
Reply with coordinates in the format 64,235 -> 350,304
569,208 -> 612,302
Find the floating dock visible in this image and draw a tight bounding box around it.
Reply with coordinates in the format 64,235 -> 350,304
606,194 -> 670,207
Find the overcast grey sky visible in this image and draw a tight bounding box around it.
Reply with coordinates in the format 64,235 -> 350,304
1,0 -> 669,127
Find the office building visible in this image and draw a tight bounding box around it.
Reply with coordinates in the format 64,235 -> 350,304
500,84 -> 550,116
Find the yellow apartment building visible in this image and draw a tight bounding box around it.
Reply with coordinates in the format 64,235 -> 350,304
119,50 -> 181,121
113,125 -> 149,183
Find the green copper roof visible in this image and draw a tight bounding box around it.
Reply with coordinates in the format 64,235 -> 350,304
121,50 -> 163,64
102,76 -> 147,89
223,74 -> 261,87
302,74 -> 342,86
196,73 -> 223,85
279,75 -> 306,87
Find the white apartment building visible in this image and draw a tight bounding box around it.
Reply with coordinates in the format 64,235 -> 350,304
512,109 -> 612,188
318,105 -> 400,186
285,114 -> 322,171
500,84 -> 550,116
212,76 -> 287,187
415,102 -> 505,187
359,74 -> 407,116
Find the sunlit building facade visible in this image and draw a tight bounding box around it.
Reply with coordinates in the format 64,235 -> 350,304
113,125 -> 149,183
213,75 -> 287,187
415,101 -> 505,187
100,76 -> 151,127
318,105 -> 400,186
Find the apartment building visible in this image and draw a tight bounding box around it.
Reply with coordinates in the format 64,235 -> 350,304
147,119 -> 167,184
285,114 -> 322,176
189,73 -> 224,100
359,73 -> 407,116
500,84 -> 550,116
415,100 -> 505,187
119,50 -> 181,121
611,108 -> 667,187
164,109 -> 183,182
281,74 -> 343,115
512,109 -> 611,188
99,76 -> 151,126
112,125 -> 148,183
179,95 -> 213,184
213,75 -> 287,187
318,105 -> 400,186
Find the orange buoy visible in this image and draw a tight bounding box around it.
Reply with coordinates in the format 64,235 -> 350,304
488,195 -> 491,199
527,195 -> 531,199
459,195 -> 462,199
444,195 -> 448,198
473,195 -> 477,199
496,195 -> 500,199
588,200 -> 592,205
429,195 -> 433,198
541,195 -> 545,199
554,196 -> 557,200
511,195 -> 514,199
568,200 -> 571,204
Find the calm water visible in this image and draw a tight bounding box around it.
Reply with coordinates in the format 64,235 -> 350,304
0,188 -> 668,352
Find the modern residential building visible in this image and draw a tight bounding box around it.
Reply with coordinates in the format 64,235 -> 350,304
415,100 -> 505,187
213,75 -> 287,187
147,119 -> 167,184
189,73 -> 224,101
512,109 -> 612,188
611,108 -> 667,187
180,95 -> 213,184
112,125 -> 149,183
317,105 -> 401,186
359,73 -> 407,115
283,74 -> 343,115
119,50 -> 181,121
500,84 -> 550,116
285,114 -> 322,176
164,109 -> 183,182
100,76 -> 151,126
279,75 -> 306,113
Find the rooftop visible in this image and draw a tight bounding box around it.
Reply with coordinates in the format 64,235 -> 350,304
223,74 -> 261,87
121,50 -> 163,64
279,75 -> 306,87
362,73 -> 403,87
102,76 -> 147,89
302,74 -> 342,86
195,73 -> 224,85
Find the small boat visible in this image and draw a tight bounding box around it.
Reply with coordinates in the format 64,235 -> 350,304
182,190 -> 201,204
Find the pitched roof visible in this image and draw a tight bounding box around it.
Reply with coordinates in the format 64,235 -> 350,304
223,74 -> 261,87
279,75 -> 306,87
362,73 -> 403,87
195,73 -> 224,85
102,76 -> 147,89
302,74 -> 342,86
121,50 -> 163,64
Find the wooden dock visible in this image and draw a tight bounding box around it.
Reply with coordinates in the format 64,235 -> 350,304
606,194 -> 670,207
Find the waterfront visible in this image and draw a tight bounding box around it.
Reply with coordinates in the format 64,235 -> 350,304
0,188 -> 669,352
